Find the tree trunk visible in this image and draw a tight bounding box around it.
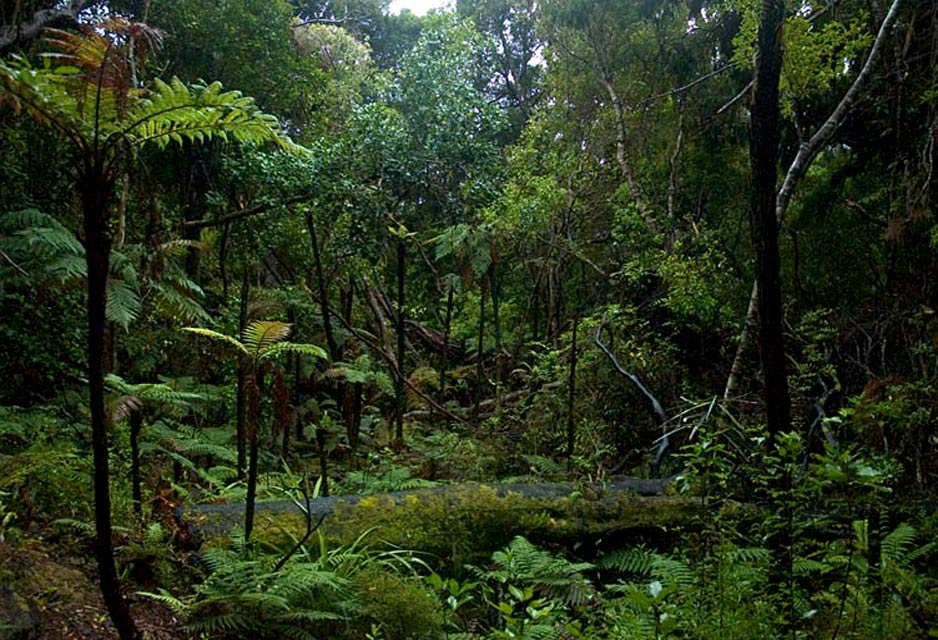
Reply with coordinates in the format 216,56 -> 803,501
489,266 -> 501,355
304,210 -> 339,361
351,382 -> 363,451
130,409 -> 143,516
724,0 -> 904,399
243,371 -> 261,543
236,265 -> 250,479
317,421 -> 330,497
438,286 -> 454,394
750,0 -> 794,632
566,312 -> 579,460
475,280 -> 488,413
81,175 -> 140,640
394,236 -> 406,447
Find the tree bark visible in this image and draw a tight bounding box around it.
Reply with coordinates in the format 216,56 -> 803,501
304,210 -> 339,361
475,280 -> 488,413
236,265 -> 249,479
130,409 -> 143,516
566,313 -> 579,460
81,174 -> 140,640
394,236 -> 406,447
243,371 -> 261,543
750,0 -> 794,632
438,286 -> 454,394
0,1 -> 89,50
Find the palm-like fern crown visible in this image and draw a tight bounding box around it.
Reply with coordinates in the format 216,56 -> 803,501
183,320 -> 327,364
0,17 -> 305,170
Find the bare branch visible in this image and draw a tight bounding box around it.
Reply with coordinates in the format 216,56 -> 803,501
594,314 -> 670,475
184,193 -> 314,230
776,0 -> 904,225
0,1 -> 91,50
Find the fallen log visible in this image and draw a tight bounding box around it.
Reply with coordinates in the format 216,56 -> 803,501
180,479 -> 737,566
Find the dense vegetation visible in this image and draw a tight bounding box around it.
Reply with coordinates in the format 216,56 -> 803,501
1,0 -> 937,638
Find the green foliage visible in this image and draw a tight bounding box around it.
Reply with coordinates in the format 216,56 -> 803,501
145,545 -> 353,639
0,406 -> 93,521
184,320 -> 328,364
730,3 -> 874,116
351,568 -> 443,640
340,465 -> 439,494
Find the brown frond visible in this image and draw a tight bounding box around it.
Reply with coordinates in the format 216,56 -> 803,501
41,18 -> 164,120
109,394 -> 143,423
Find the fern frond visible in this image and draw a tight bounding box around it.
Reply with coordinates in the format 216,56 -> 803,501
881,522 -> 917,566
122,77 -> 306,155
182,326 -> 250,356
719,547 -> 770,564
793,557 -> 830,576
261,341 -> 328,362
597,547 -> 657,575
243,320 -> 292,356
106,277 -> 142,330
138,589 -> 190,617
153,278 -> 211,324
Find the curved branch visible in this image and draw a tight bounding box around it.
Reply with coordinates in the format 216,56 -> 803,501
776,0 -> 903,224
594,314 -> 669,475
0,1 -> 90,50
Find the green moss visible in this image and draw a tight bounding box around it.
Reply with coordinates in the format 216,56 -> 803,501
248,484 -> 704,568
350,568 -> 442,640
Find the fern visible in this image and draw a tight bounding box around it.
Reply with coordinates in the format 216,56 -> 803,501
597,546 -> 657,576
143,543 -> 356,639
477,536 -> 595,607
243,320 -> 293,354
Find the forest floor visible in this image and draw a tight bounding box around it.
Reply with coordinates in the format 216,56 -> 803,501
0,530 -> 182,640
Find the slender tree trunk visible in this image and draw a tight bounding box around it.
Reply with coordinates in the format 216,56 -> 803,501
183,157 -> 203,284
490,266 -> 502,355
438,286 -> 454,394
130,409 -> 143,516
351,382 -> 363,450
304,210 -> 339,361
243,371 -> 260,543
219,222 -> 231,298
750,1 -> 794,633
316,421 -> 330,497
394,236 -> 406,447
236,265 -> 249,478
81,175 -> 140,640
566,312 -> 579,460
475,280 -> 488,412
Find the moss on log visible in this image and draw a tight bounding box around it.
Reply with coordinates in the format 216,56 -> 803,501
182,480 -> 727,564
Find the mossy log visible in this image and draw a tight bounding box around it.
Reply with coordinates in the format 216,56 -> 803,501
181,479 -> 729,564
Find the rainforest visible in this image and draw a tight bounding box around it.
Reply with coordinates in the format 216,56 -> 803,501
1,0 -> 937,638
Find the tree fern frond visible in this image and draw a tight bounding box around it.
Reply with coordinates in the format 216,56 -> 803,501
45,254 -> 88,281
881,522 -> 935,568
121,77 -> 306,155
106,277 -> 142,330
719,547 -> 770,564
15,222 -> 84,256
261,341 -> 328,362
242,320 -> 293,356
182,327 -> 250,356
154,280 -> 211,324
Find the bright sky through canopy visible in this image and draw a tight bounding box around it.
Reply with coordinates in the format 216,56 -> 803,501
388,0 -> 451,15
